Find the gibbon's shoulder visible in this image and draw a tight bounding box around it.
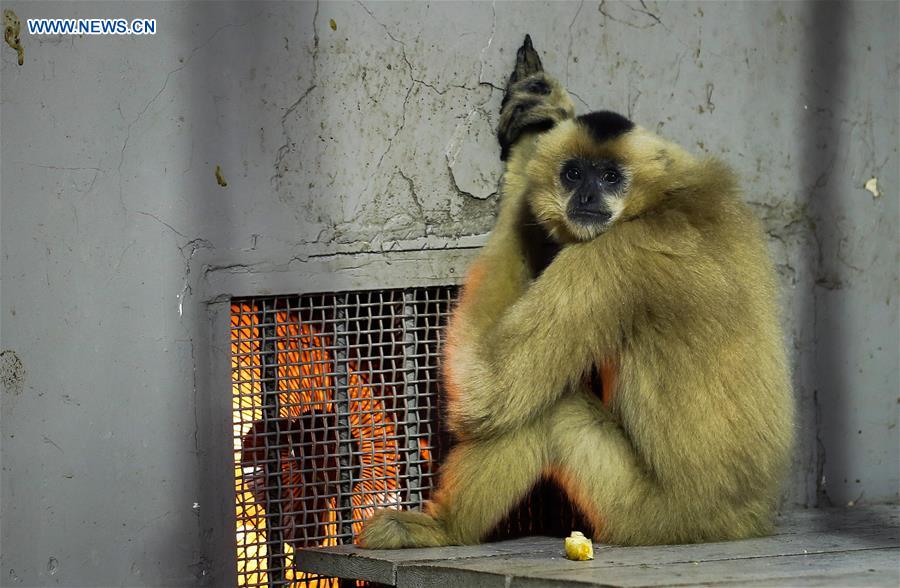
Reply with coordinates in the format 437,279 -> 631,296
628,152 -> 762,253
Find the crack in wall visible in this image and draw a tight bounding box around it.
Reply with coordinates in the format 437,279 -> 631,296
117,13 -> 261,213
568,89 -> 591,110
598,0 -> 664,31
272,0 -> 320,190
135,210 -> 189,239
631,0 -> 664,26
813,389 -> 831,506
396,169 -> 425,221
477,0 -> 497,89
566,0 -> 585,86
374,84 -> 413,172
178,239 -> 215,317
446,159 -> 498,202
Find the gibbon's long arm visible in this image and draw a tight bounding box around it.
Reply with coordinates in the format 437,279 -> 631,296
441,179 -> 543,438
443,37 -> 576,438
447,35 -> 573,343
448,193 -> 533,341
446,228 -> 646,438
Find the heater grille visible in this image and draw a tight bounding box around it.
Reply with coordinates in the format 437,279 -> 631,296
230,287 -> 456,587
230,286 -> 590,588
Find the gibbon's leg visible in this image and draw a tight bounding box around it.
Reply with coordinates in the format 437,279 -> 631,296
546,389 -> 674,545
550,388 -> 782,545
357,419 -> 547,548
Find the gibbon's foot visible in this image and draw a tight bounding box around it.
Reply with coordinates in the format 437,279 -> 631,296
357,509 -> 453,549
498,34 -> 575,160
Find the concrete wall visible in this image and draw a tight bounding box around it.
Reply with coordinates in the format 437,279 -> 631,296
1,1 -> 897,586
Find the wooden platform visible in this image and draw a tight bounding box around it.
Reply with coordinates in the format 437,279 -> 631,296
296,505 -> 899,587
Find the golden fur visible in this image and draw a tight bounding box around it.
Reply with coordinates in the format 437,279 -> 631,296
358,39 -> 793,549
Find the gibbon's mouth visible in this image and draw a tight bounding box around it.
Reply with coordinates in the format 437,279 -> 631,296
567,210 -> 612,225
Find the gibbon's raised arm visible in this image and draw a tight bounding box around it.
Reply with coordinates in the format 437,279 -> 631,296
447,194 -> 533,343
451,35 -> 576,341
442,37 -> 577,439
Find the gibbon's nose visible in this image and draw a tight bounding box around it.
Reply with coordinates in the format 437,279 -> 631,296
568,174 -> 612,225
577,175 -> 606,206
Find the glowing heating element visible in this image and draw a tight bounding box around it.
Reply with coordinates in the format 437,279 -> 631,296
230,288 -> 456,587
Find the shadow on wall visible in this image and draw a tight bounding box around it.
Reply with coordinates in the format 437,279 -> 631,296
802,1 -> 846,508
187,2 -> 275,586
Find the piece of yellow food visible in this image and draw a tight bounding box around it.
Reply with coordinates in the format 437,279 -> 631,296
564,531 -> 594,561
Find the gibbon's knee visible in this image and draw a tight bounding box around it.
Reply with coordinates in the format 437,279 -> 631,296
546,391 -> 643,502
545,392 -> 662,541
545,392 -> 775,545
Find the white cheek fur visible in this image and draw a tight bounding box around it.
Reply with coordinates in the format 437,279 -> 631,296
604,193 -> 627,222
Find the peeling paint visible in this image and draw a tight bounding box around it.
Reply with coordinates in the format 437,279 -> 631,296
864,177 -> 880,197
214,165 -> 228,187
0,350 -> 25,396
444,108 -> 502,201
4,9 -> 23,65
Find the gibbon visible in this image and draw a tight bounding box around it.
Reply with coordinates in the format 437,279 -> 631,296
358,35 -> 794,548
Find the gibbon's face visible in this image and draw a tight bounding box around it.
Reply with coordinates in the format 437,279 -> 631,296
526,110 -> 681,243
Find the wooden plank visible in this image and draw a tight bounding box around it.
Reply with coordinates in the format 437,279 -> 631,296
538,522 -> 896,569
398,565 -> 509,588
397,556 -> 900,588
395,522 -> 898,580
295,536 -> 560,585
508,547 -> 900,587
708,569 -> 900,587
293,506 -> 900,586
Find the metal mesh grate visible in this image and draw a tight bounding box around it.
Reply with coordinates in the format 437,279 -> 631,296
230,287 -> 456,587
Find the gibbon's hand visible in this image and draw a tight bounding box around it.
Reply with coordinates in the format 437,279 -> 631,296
446,233 -> 642,438
497,35 -> 575,161
495,35 -> 574,277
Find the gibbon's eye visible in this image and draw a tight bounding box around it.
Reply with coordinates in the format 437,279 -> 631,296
564,166 -> 583,183
601,170 -> 621,184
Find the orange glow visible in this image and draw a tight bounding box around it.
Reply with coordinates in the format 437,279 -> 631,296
599,357 -> 617,408
231,302 -> 430,587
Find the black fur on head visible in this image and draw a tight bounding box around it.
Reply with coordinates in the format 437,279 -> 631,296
576,111 -> 635,144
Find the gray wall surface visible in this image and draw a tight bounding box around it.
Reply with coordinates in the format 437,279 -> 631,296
1,1 -> 897,586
